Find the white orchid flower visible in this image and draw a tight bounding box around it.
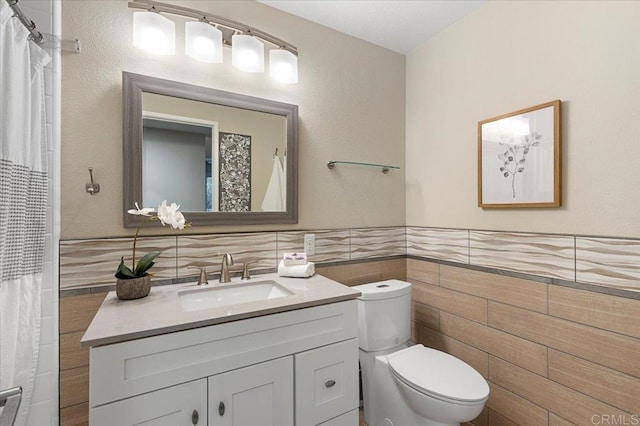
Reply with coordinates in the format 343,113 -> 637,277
157,200 -> 186,230
127,202 -> 155,216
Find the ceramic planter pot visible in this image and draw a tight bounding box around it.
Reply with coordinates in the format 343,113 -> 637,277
116,275 -> 151,300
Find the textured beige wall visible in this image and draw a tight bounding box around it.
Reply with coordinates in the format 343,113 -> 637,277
406,0 -> 640,238
62,0 -> 405,239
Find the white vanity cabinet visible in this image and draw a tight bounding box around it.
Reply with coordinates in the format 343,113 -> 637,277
87,300 -> 359,426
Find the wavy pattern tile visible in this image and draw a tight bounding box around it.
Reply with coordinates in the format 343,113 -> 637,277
576,237 -> 640,291
470,231 -> 575,281
59,237 -> 177,289
177,232 -> 277,277
277,230 -> 350,263
350,227 -> 406,260
407,227 -> 469,264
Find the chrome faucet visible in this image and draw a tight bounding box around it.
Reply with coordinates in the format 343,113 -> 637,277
219,253 -> 234,283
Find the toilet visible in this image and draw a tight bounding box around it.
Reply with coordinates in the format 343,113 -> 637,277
354,280 -> 489,426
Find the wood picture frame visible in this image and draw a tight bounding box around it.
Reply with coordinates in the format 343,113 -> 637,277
478,100 -> 561,208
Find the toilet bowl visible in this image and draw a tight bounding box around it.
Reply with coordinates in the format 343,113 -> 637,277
354,280 -> 489,426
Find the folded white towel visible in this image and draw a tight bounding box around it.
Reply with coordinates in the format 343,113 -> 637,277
278,260 -> 315,278
283,252 -> 307,266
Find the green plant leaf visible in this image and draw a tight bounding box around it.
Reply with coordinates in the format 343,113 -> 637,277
134,251 -> 161,276
115,257 -> 136,279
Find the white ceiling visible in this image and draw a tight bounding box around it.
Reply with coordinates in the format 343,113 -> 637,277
258,0 -> 485,55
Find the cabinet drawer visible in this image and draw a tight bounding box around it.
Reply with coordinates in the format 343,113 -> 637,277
318,409 -> 358,426
90,379 -> 207,426
295,338 -> 359,426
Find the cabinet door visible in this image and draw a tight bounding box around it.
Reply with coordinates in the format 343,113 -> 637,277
208,356 -> 294,426
295,338 -> 359,426
90,379 -> 206,426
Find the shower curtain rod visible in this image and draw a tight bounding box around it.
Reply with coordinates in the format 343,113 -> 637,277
5,0 -> 80,52
6,0 -> 44,43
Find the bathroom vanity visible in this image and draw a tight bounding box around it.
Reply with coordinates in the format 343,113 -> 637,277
81,274 -> 361,426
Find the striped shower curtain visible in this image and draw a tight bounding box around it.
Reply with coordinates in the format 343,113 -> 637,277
0,1 -> 51,424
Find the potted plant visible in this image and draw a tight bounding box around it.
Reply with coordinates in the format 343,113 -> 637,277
115,200 -> 189,300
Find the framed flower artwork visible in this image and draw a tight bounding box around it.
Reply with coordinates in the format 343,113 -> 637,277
478,100 -> 562,208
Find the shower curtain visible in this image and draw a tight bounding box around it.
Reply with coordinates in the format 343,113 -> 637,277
0,2 -> 51,425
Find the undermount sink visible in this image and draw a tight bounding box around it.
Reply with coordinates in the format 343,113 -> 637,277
178,280 -> 294,312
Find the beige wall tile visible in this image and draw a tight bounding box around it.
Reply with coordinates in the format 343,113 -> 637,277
548,349 -> 640,414
406,258 -> 439,285
472,407 -> 488,426
470,231 -> 574,281
277,230 -> 350,263
489,356 -> 632,425
576,237 -> 640,291
60,331 -> 89,371
440,265 -> 548,313
440,312 -> 547,376
414,323 -> 489,378
60,237 -> 177,289
60,366 -> 89,409
549,285 -> 640,339
350,227 -> 406,260
317,259 -> 406,286
487,382 -> 548,426
489,301 -> 640,378
410,279 -> 488,323
380,258 -> 407,281
406,227 -> 469,264
177,232 -> 277,276
60,402 -> 89,426
412,301 -> 440,330
548,413 -> 574,426
59,293 -> 106,334
318,262 -> 381,286
487,408 -> 516,426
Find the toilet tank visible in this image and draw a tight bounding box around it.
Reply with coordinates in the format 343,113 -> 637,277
353,280 -> 411,352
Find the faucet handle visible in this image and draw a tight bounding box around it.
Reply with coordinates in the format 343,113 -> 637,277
188,266 -> 209,286
241,259 -> 260,280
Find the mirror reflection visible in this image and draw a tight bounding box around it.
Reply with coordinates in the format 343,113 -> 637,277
123,72 -> 298,227
142,93 -> 287,213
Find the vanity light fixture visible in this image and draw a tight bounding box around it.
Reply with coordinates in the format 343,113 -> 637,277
132,10 -> 175,55
129,0 -> 299,83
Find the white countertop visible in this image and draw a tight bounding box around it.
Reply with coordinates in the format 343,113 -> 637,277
81,273 -> 361,347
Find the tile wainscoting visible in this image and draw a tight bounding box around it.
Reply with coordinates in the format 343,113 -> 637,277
59,227 -> 406,291
407,227 -> 640,295
59,226 -> 640,424
409,259 -> 640,425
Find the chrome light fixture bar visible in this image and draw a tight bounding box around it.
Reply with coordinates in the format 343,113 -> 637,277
128,0 -> 298,82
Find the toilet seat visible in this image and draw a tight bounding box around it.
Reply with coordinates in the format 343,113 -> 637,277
387,344 -> 489,404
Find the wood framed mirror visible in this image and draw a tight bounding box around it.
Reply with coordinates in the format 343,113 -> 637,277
123,72 -> 298,227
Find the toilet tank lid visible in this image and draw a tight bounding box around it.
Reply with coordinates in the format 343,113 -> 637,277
353,280 -> 411,300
